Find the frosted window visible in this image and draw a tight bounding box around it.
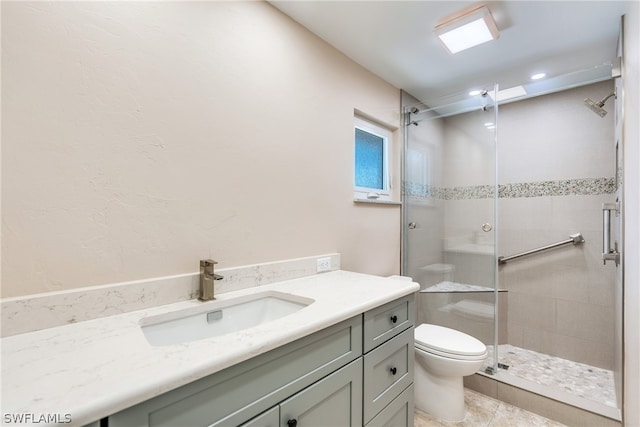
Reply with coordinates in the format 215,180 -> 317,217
355,129 -> 384,189
353,115 -> 392,202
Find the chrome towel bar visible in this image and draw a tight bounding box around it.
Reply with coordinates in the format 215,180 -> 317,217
498,233 -> 585,265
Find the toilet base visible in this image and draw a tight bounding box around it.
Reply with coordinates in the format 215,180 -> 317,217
414,360 -> 466,422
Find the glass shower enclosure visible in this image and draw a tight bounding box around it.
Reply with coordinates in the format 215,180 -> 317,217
402,87 -> 500,374
402,70 -> 621,420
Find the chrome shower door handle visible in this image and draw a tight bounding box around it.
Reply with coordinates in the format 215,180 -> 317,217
602,202 -> 620,266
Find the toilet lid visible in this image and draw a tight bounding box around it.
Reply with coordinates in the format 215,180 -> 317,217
414,324 -> 486,357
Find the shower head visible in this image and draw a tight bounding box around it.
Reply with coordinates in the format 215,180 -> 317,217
584,98 -> 608,117
584,92 -> 616,118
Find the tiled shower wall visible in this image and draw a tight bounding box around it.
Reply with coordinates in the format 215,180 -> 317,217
497,81 -> 617,370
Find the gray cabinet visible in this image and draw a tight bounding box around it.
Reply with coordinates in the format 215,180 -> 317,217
363,295 -> 414,353
240,360 -> 362,427
110,316 -> 361,427
366,384 -> 414,427
280,358 -> 363,427
240,406 -> 279,427
108,294 -> 415,427
363,295 -> 415,426
363,328 -> 414,423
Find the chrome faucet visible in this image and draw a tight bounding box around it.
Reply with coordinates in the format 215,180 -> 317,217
199,259 -> 223,301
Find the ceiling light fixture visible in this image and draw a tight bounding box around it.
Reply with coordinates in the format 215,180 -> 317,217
531,72 -> 546,80
434,4 -> 499,54
469,90 -> 483,96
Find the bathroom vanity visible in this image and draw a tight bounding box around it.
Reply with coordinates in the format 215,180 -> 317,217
1,270 -> 419,427
109,295 -> 415,427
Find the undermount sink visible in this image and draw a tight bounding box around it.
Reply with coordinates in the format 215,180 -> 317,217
140,290 -> 314,346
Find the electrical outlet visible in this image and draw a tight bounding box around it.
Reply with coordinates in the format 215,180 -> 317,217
316,257 -> 332,273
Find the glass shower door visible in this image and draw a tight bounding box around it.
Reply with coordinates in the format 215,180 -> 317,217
402,89 -> 499,373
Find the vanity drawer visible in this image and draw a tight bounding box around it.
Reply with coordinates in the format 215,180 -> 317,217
363,294 -> 415,353
363,327 -> 414,423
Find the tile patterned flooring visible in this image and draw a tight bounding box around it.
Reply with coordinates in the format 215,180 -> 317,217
414,389 -> 567,427
485,344 -> 617,409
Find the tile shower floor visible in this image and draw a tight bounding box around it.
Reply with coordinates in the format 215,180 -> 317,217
414,388 -> 567,427
485,344 -> 617,409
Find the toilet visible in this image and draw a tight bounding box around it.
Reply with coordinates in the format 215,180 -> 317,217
413,323 -> 487,422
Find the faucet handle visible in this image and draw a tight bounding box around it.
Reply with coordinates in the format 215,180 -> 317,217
199,259 -> 221,301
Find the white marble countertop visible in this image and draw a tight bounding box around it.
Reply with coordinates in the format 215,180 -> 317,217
1,270 -> 419,426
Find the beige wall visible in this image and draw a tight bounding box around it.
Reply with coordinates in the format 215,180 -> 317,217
1,1 -> 402,298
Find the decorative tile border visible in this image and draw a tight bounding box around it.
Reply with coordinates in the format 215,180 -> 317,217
404,177 -> 615,200
403,182 -> 444,199
447,184 -> 495,199
499,177 -> 616,198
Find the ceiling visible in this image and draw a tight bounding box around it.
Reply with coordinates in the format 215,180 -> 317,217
270,1 -> 631,108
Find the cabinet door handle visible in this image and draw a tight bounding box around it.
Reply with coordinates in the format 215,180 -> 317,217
390,367 -> 397,375
287,419 -> 298,427
390,315 -> 398,324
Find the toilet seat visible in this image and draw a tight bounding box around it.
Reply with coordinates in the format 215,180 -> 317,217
414,324 -> 487,361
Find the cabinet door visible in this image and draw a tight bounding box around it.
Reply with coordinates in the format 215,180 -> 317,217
280,358 -> 363,427
365,384 -> 414,427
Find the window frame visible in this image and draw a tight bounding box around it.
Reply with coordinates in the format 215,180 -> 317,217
354,116 -> 392,202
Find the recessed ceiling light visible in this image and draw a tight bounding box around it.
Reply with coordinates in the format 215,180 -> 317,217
488,85 -> 527,102
531,72 -> 546,80
434,4 -> 499,54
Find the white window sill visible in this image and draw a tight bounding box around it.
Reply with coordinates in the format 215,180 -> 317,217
354,198 -> 402,206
